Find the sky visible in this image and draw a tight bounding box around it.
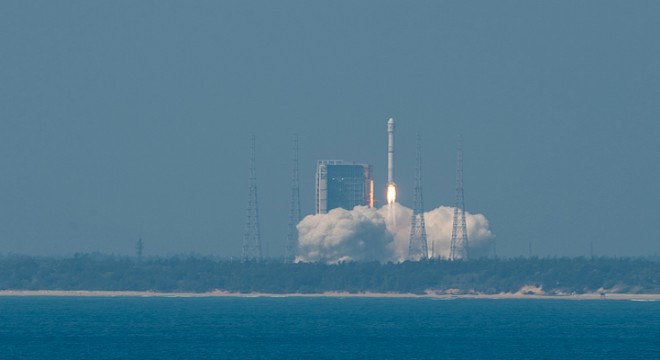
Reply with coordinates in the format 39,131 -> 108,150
1,1 -> 659,258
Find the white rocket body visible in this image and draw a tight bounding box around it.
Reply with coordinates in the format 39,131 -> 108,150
387,117 -> 395,185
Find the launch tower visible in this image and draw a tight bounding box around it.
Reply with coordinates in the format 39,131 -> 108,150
315,160 -> 373,214
242,133 -> 262,261
450,135 -> 469,261
408,134 -> 428,260
284,134 -> 301,263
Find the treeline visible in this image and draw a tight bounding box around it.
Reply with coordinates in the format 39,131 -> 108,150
0,254 -> 658,294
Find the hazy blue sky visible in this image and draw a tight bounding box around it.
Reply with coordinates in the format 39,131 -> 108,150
1,1 -> 659,257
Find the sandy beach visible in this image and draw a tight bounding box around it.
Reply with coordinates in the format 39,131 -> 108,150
0,290 -> 659,300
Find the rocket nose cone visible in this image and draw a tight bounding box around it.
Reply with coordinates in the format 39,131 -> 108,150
387,117 -> 394,124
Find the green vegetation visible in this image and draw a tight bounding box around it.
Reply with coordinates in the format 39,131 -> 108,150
0,255 -> 658,294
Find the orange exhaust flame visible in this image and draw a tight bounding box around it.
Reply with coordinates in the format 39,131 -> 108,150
387,184 -> 397,205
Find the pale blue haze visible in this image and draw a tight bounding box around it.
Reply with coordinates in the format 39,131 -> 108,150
1,1 -> 659,257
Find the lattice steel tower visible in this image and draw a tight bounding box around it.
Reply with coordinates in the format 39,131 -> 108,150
242,133 -> 262,261
136,238 -> 143,262
284,134 -> 301,263
450,135 -> 469,261
408,135 -> 428,260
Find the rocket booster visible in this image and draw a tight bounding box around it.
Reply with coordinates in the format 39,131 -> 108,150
387,117 -> 395,184
386,117 -> 397,205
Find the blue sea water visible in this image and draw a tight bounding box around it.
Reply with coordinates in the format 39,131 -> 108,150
0,297 -> 658,359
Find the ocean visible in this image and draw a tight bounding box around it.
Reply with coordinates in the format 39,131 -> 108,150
0,297 -> 658,359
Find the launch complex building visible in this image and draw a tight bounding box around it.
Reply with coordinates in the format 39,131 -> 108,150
315,160 -> 373,214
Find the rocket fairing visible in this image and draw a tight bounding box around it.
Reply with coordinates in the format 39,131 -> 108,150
387,117 -> 395,185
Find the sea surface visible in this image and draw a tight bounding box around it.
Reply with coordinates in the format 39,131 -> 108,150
0,297 -> 658,359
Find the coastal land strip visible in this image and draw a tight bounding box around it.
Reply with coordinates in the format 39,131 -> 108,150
1,290 -> 659,301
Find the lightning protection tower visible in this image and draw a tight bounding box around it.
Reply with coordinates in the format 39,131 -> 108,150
408,134 -> 428,260
450,135 -> 469,261
242,133 -> 262,261
136,238 -> 144,262
284,134 -> 301,263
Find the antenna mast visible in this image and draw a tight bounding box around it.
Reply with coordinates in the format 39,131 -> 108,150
136,238 -> 144,262
285,134 -> 301,263
242,133 -> 262,261
450,135 -> 469,261
408,134 -> 429,260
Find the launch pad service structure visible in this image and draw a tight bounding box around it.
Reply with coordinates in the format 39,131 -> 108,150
315,160 -> 374,214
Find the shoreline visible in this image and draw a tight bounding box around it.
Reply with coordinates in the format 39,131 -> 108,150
0,290 -> 659,300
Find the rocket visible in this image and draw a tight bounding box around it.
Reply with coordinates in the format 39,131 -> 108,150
387,117 -> 395,184
386,117 -> 397,204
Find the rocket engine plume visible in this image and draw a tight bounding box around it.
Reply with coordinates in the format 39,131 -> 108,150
387,184 -> 397,205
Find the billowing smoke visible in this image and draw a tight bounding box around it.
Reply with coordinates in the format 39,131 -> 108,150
295,206 -> 393,263
296,203 -> 494,263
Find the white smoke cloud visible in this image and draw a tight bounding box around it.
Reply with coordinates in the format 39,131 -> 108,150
296,206 -> 393,263
296,203 -> 494,263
